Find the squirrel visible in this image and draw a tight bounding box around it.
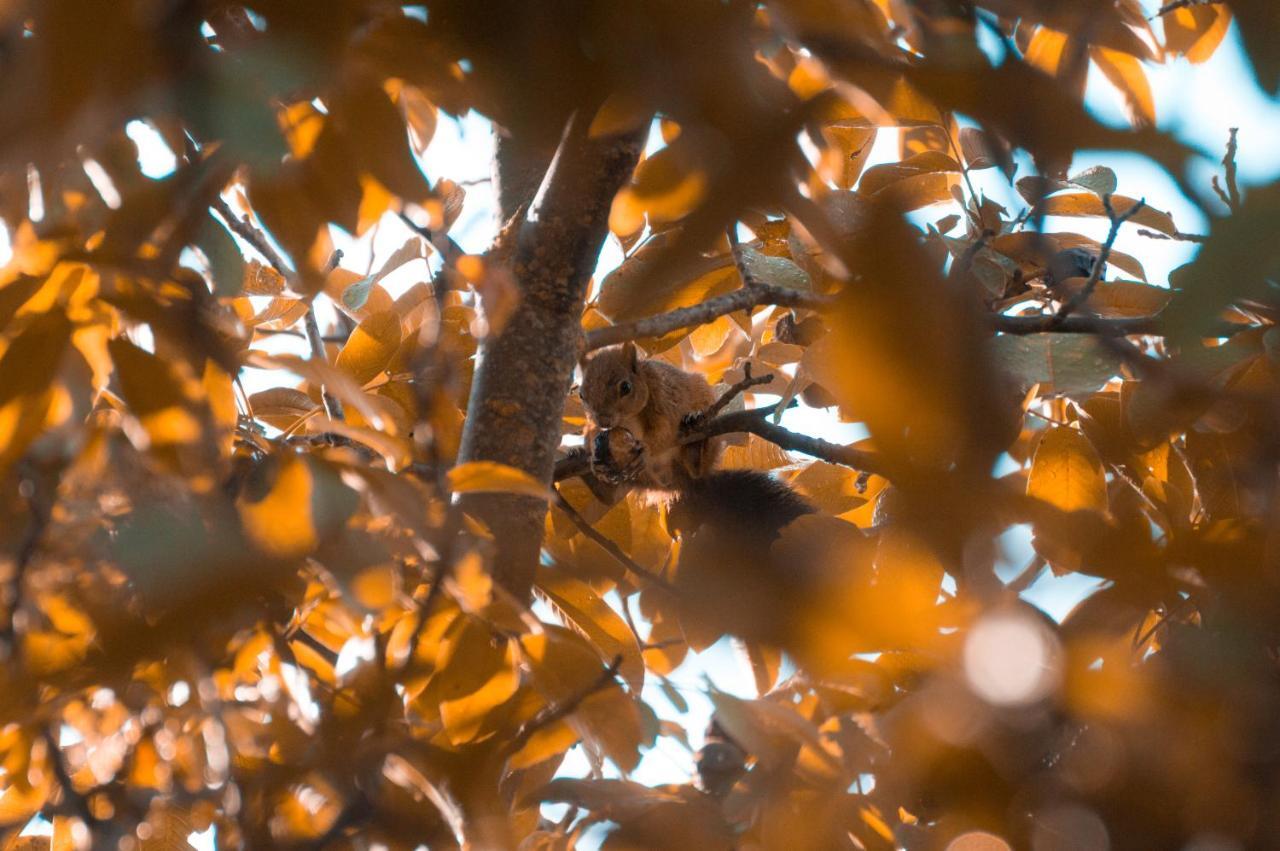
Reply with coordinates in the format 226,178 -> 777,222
577,343 -> 855,656
579,341 -> 721,494
577,341 -> 813,535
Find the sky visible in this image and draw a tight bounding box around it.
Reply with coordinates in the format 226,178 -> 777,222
16,7 -> 1280,846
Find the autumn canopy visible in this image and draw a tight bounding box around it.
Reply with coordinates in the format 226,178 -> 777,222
0,0 -> 1278,849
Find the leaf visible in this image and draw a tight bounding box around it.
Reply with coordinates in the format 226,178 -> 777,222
520,629 -> 654,772
335,309 -> 402,384
741,247 -> 811,291
246,352 -> 388,425
340,274 -> 377,313
990,332 -> 1122,397
440,656 -> 520,745
596,230 -> 740,350
238,455 -> 358,560
611,143 -> 707,233
1163,4 -> 1231,63
993,231 -> 1147,281
959,126 -> 1012,175
1161,181 -> 1280,343
240,259 -> 287,296
249,387 -> 319,431
238,455 -> 318,558
708,690 -> 836,772
196,214 -> 247,296
1053,278 -> 1172,318
509,720 -> 581,771
393,80 -> 438,155
1027,426 -> 1108,514
1036,193 -> 1176,236
1068,165 -> 1118,197
535,567 -> 645,694
1091,47 -> 1155,126
589,91 -> 653,139
531,778 -> 683,818
448,461 -> 549,500
0,311 -> 73,409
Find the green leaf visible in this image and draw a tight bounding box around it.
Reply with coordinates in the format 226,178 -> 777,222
741,246 -> 811,291
341,275 -> 377,312
990,332 -> 1122,398
1069,165 -> 1118,196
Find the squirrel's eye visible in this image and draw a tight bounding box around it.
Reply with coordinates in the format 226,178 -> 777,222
618,380 -> 632,397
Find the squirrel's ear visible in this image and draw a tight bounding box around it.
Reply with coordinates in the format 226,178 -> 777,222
622,341 -> 639,371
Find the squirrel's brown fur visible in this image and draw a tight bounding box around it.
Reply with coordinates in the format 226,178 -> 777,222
579,342 -> 720,491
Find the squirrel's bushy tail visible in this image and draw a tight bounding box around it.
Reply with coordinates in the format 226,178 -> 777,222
667,469 -> 813,543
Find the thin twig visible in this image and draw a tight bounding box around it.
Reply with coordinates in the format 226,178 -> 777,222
1136,228 -> 1208,244
253,327 -> 349,343
212,196 -> 290,274
552,489 -> 675,590
2,465 -> 53,653
1151,0 -> 1214,18
1220,127 -> 1242,214
697,362 -> 773,423
1048,195 -> 1145,328
506,654 -> 623,758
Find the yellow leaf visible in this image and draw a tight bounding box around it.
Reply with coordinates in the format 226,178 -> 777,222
508,720 -> 581,770
1091,47 -> 1155,126
278,101 -> 325,158
535,567 -> 645,694
449,551 -> 494,611
1027,426 -> 1108,514
447,461 -> 549,500
1038,192 -> 1176,236
588,91 -> 652,139
335,309 -> 402,385
1025,27 -> 1070,77
239,455 -> 317,558
440,659 -> 520,745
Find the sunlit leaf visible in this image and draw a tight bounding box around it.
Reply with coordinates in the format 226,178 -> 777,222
1027,426 -> 1108,514
448,461 -> 549,500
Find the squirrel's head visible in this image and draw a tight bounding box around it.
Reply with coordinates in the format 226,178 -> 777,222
580,342 -> 649,426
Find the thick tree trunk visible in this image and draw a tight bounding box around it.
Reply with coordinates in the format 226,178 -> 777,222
458,113 -> 644,599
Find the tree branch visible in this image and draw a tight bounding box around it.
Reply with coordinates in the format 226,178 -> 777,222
689,407 -> 893,479
1212,127 -> 1242,214
584,284 -> 835,350
457,111 -> 647,598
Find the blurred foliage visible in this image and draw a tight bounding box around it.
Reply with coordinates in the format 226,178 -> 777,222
0,1 -> 1276,849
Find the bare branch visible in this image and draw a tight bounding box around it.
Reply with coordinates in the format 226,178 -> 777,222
1137,227 -> 1208,244
1151,0 -> 1216,17
584,284 -> 835,350
698,362 -> 773,423
213,196 -> 290,276
1222,127 -> 1242,213
690,407 -> 893,479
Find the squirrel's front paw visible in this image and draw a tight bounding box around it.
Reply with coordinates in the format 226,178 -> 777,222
681,410 -> 707,432
591,428 -> 645,484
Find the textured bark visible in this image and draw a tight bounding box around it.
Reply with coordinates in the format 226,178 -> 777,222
458,113 -> 645,598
